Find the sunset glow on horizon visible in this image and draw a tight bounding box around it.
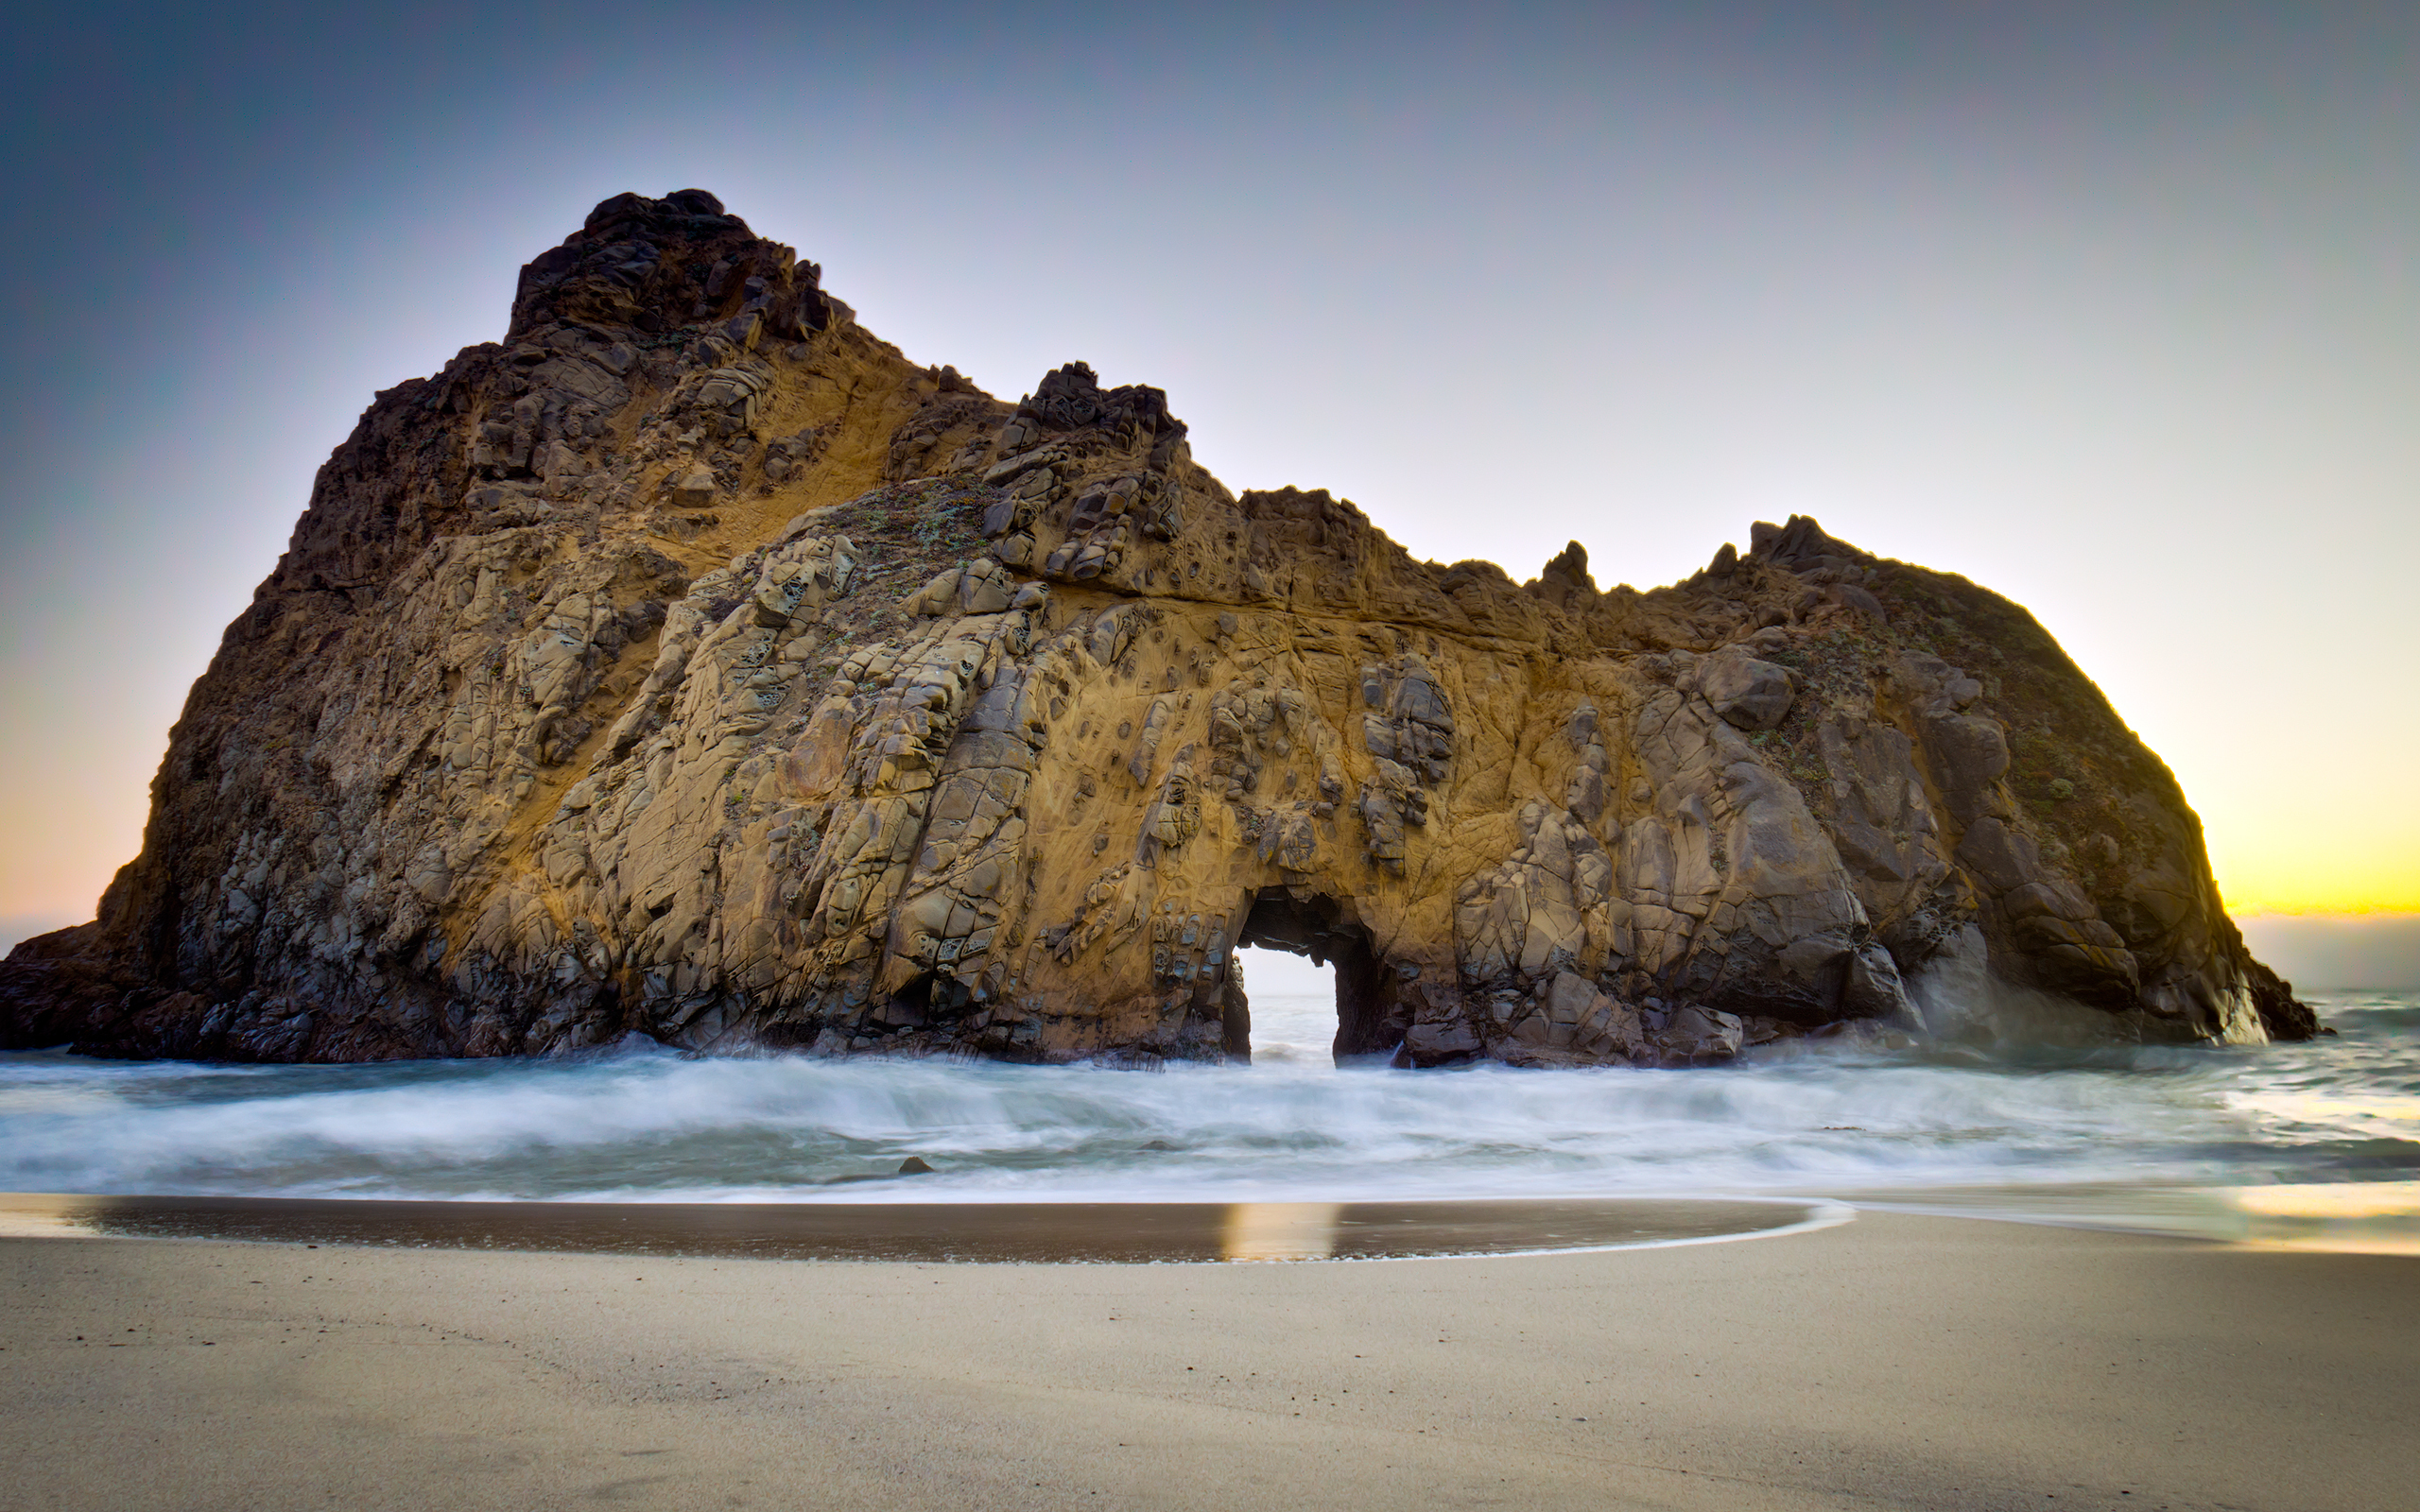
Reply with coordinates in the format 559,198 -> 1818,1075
2,5 -> 2413,945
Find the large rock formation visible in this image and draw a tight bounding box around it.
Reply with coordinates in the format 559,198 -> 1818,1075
0,191 -> 2312,1067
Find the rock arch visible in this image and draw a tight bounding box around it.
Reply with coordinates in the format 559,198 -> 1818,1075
0,191 -> 2312,1065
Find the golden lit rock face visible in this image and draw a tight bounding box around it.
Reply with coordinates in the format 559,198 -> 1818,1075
0,191 -> 2311,1064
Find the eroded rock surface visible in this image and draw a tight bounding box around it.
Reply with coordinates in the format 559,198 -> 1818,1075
0,191 -> 2312,1066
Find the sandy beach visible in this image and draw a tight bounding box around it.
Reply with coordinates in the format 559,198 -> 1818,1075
5,1211 -> 2413,1511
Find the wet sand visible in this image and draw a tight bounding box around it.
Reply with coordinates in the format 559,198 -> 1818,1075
4,1211 -> 2413,1511
0,1192 -> 1831,1263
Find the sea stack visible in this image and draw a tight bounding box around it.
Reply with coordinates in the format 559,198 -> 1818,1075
0,191 -> 2311,1065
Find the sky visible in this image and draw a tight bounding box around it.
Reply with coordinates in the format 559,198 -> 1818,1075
1,1 -> 2414,961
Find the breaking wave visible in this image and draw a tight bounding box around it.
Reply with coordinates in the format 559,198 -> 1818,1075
1,992 -> 2411,1208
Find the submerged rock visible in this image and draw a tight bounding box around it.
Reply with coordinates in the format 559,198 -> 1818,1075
0,192 -> 2311,1068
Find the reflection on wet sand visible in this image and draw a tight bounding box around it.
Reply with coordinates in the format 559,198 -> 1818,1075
2225,1181 -> 2420,1255
0,1193 -> 1828,1263
1219,1202 -> 1343,1261
11,1184 -> 2411,1259
1833,1178 -> 2420,1254
0,1204 -> 86,1238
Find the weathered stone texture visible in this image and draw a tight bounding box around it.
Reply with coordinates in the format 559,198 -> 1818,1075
0,191 -> 2311,1067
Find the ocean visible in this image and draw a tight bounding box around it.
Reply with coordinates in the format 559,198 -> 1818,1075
2,990 -> 2413,1252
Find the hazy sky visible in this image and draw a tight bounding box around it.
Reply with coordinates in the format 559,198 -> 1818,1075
3,1 -> 2414,945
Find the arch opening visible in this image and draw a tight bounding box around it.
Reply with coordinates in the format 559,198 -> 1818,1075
1230,947 -> 1332,1064
1233,888 -> 1408,1066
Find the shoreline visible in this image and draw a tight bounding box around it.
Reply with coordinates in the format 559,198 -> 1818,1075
0,1192 -> 1841,1263
8,1178 -> 2416,1257
5,1210 -> 2412,1510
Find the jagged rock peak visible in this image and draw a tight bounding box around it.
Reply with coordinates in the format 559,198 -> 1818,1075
1750,514 -> 1872,573
510,188 -> 837,345
587,186 -> 732,228
0,192 -> 2312,1069
1016,362 -> 1185,443
1532,541 -> 1598,610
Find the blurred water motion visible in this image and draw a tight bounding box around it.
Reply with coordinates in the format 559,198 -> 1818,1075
0,991 -> 2409,1257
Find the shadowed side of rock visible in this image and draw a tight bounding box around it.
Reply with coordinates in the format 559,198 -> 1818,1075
0,192 -> 2311,1066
